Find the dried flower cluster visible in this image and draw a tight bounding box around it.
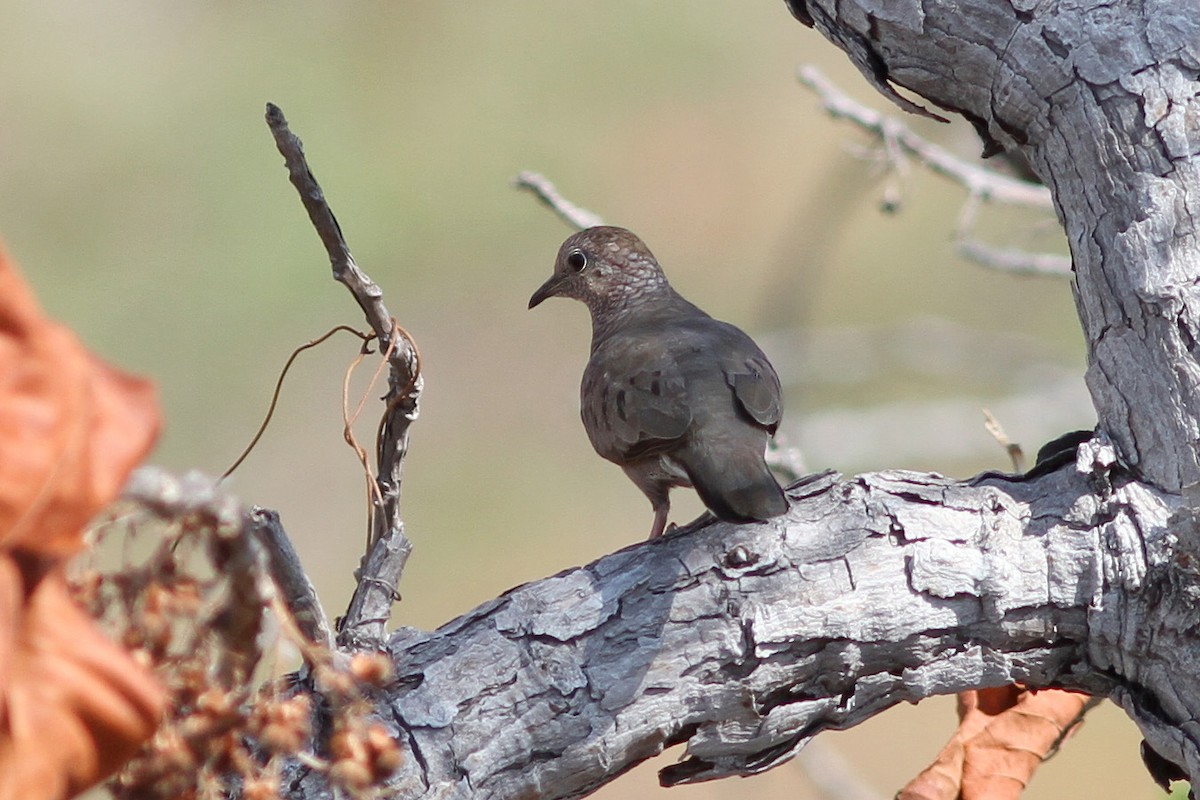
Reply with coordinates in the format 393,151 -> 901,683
73,482 -> 403,800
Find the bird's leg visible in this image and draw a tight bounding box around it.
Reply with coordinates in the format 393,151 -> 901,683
647,502 -> 670,540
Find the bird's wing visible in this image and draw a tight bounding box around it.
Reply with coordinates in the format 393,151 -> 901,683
581,339 -> 692,463
717,329 -> 782,434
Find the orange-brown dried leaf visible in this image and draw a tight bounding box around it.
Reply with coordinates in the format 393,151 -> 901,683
0,565 -> 165,799
0,243 -> 165,800
899,686 -> 1090,800
0,243 -> 160,555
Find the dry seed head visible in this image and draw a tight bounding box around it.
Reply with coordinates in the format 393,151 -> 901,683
349,652 -> 394,686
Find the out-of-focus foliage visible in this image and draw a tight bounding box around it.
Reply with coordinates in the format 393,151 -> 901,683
0,243 -> 162,799
82,475 -> 402,800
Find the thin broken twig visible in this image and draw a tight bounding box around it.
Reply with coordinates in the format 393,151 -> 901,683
512,171 -> 605,230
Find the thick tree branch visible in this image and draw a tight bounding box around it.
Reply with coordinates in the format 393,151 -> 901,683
271,445 -> 1193,797
783,0 -> 1200,787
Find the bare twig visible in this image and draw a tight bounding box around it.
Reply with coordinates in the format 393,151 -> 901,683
797,66 -> 1071,277
265,103 -> 420,648
982,408 -> 1026,473
512,171 -> 605,230
250,507 -> 335,651
122,465 -> 245,530
799,66 -> 1051,208
954,191 -> 1072,276
955,239 -> 1072,276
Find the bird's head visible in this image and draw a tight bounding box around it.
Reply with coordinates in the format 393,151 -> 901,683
529,226 -> 670,313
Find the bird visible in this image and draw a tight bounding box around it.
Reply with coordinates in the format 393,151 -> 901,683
528,225 -> 788,540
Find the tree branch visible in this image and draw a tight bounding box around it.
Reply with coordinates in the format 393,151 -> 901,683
512,171 -> 605,231
227,5 -> 1200,797
797,66 -> 1070,277
787,0 -> 1200,785
273,447 -> 1189,797
265,104 -> 421,648
798,67 -> 1051,209
249,507 -> 335,651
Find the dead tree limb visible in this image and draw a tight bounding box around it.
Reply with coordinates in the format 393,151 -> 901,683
275,447 -> 1190,797
266,104 -> 421,649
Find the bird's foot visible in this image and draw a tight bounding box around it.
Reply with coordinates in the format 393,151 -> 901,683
647,521 -> 677,541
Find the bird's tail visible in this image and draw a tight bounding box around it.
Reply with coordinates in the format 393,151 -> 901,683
683,446 -> 788,524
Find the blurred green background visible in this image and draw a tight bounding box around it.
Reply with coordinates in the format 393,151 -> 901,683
0,2 -> 1159,798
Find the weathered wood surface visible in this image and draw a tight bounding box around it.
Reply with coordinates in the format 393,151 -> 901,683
278,445 -> 1197,797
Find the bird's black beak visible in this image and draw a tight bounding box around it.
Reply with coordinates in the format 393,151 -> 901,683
528,274 -> 565,309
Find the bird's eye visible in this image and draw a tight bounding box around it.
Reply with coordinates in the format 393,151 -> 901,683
566,250 -> 587,272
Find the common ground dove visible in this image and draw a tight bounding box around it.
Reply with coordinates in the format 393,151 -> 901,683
529,226 -> 788,539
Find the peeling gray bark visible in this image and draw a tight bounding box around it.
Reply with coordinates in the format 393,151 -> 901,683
272,2 -> 1200,797
279,444 -> 1198,798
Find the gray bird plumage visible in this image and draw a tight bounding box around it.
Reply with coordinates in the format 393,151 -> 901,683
529,226 -> 788,539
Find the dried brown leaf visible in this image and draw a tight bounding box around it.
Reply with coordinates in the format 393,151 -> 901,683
899,686 -> 1090,800
0,243 -> 165,800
